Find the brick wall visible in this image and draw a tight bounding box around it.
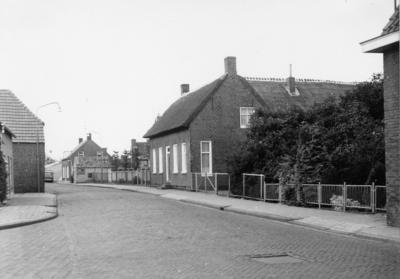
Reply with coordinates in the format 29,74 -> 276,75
149,129 -> 190,187
13,143 -> 45,193
383,45 -> 399,227
190,75 -> 264,174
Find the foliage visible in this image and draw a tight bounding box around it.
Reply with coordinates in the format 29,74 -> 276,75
0,150 -> 8,202
111,151 -> 121,171
330,195 -> 361,211
121,149 -> 132,169
227,74 -> 385,205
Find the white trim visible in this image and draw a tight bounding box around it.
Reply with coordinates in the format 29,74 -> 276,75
165,146 -> 170,182
152,149 -> 157,174
158,147 -> 163,173
78,151 -> 84,157
181,143 -> 187,174
240,107 -> 255,128
200,141 -> 212,175
172,144 -> 178,173
361,31 -> 399,53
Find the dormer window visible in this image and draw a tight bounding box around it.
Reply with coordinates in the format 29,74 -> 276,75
78,151 -> 84,157
240,107 -> 255,128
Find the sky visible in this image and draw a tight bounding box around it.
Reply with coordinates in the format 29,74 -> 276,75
0,0 -> 396,161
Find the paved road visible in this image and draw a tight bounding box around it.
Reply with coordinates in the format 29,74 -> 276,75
45,162 -> 62,182
1,184 -> 399,279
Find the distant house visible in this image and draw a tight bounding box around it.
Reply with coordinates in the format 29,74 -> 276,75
0,90 -> 46,193
143,57 -> 356,189
0,122 -> 16,200
62,133 -> 112,182
361,7 -> 399,227
131,139 -> 150,169
74,156 -> 112,183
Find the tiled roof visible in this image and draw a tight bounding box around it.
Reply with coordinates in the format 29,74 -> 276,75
0,90 -> 44,143
382,8 -> 399,35
143,75 -> 227,138
143,75 -> 356,138
245,77 -> 356,111
75,156 -> 112,168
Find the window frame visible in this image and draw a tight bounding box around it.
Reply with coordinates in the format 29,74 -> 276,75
78,151 -> 84,157
158,147 -> 163,173
152,149 -> 157,174
172,144 -> 178,174
181,143 -> 187,174
200,141 -> 212,176
240,107 -> 255,128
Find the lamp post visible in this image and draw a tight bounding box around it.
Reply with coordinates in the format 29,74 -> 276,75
36,102 -> 61,193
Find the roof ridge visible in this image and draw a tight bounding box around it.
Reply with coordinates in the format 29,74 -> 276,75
3,89 -> 44,124
244,76 -> 358,85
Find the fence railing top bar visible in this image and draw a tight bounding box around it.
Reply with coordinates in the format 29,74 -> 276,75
320,184 -> 345,187
375,185 -> 386,188
346,184 -> 372,187
243,173 -> 265,177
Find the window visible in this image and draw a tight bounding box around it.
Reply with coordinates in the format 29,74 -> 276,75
78,151 -> 84,157
240,107 -> 255,128
88,173 -> 93,178
200,141 -> 212,175
158,147 -> 163,173
152,149 -> 157,173
181,143 -> 187,174
173,144 -> 178,173
97,151 -> 103,158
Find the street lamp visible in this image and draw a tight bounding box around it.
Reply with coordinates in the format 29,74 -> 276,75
36,102 -> 61,193
88,130 -> 102,147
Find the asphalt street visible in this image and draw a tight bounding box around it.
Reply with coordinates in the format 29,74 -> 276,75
0,184 -> 399,279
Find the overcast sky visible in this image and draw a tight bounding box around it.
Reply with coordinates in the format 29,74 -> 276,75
0,0 -> 395,161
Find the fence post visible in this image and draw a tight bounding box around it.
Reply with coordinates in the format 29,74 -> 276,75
205,172 -> 207,193
215,173 -> 218,195
101,167 -> 103,184
278,184 -> 282,203
372,182 -> 375,213
263,182 -> 266,202
228,175 -> 231,197
195,173 -> 198,192
243,175 -> 245,197
318,182 -> 321,209
343,182 -> 346,212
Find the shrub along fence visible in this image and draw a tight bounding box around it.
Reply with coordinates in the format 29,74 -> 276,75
224,173 -> 386,213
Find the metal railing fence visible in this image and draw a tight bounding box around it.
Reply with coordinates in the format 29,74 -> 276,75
191,173 -> 230,194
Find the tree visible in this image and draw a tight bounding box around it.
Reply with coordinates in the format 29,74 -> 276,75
121,149 -> 132,169
111,151 -> 121,171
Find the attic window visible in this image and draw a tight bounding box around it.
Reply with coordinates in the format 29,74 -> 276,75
78,151 -> 84,157
97,151 -> 103,158
240,107 -> 255,128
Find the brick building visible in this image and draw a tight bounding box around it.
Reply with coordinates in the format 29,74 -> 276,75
361,7 -> 399,227
0,123 -> 16,200
143,57 -> 355,189
62,133 -> 111,182
0,90 -> 46,193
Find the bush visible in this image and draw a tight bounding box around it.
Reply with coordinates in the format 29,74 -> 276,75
330,195 -> 360,211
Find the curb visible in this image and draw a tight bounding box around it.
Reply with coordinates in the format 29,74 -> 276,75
0,193 -> 58,231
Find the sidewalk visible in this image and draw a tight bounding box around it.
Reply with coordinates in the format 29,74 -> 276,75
0,193 -> 57,230
1,183 -> 399,247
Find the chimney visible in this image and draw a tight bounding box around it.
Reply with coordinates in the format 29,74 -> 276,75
224,56 -> 237,76
131,139 -> 137,150
287,77 -> 296,94
87,133 -> 91,140
79,138 -> 83,144
181,84 -> 190,95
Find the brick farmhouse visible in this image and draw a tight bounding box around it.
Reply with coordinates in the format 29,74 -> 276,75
361,7 -> 399,227
62,133 -> 111,183
143,57 -> 355,189
0,90 -> 46,193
